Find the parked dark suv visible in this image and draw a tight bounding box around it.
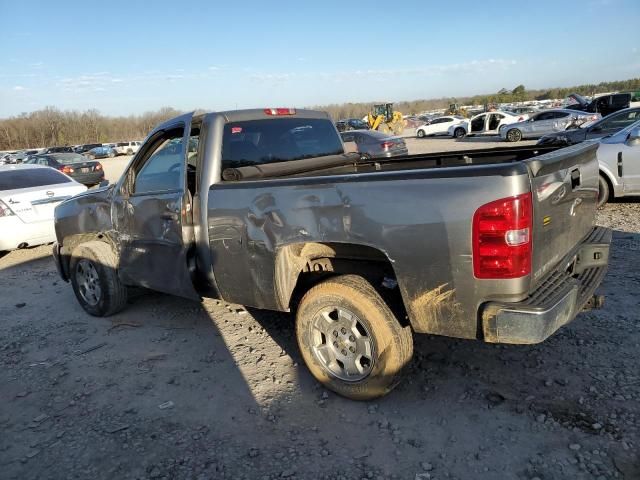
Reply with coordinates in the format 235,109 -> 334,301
566,93 -> 631,117
74,143 -> 103,154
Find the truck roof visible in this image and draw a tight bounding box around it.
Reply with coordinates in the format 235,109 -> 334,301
155,108 -> 332,133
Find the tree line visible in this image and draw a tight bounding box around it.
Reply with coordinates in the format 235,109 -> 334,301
316,77 -> 640,120
1,77 -> 639,150
0,107 -> 182,151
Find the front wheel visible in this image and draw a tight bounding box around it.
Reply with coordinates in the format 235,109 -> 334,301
296,275 -> 413,400
597,175 -> 610,208
417,129 -> 426,138
506,128 -> 523,142
70,241 -> 128,316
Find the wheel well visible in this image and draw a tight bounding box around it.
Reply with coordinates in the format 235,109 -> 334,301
275,242 -> 408,325
599,170 -> 614,200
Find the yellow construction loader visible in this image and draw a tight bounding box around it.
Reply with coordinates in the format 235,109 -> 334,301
367,103 -> 405,135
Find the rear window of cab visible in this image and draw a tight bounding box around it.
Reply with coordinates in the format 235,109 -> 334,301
221,118 -> 343,170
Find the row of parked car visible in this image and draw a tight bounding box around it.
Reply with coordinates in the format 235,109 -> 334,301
0,140 -> 142,165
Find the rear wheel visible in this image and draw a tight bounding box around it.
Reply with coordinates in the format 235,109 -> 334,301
417,129 -> 426,138
108,150 -> 115,158
70,241 -> 128,316
126,148 -> 133,155
506,128 -> 523,142
296,274 -> 413,400
453,127 -> 466,139
597,174 -> 610,208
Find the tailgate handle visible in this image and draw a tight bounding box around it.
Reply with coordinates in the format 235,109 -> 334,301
570,168 -> 581,189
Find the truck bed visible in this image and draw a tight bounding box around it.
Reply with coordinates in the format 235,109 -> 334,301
221,144 -> 562,181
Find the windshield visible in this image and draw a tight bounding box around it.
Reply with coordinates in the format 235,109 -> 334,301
222,118 -> 343,169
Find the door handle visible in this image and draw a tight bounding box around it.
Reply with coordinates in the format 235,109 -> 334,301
570,168 -> 581,189
161,212 -> 179,221
617,152 -> 623,177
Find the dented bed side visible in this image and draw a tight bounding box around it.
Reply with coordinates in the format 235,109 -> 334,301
205,164 -> 533,340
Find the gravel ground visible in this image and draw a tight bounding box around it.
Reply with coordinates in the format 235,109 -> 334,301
1,143 -> 638,479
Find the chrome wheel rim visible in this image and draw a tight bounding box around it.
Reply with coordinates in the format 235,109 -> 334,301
310,306 -> 375,382
76,259 -> 101,306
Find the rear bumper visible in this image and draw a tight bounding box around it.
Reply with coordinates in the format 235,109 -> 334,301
481,226 -> 611,344
72,171 -> 104,185
0,217 -> 56,250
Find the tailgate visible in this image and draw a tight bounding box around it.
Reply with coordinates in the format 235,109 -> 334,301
526,142 -> 599,284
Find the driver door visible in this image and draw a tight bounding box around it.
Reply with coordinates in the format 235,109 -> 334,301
113,114 -> 200,300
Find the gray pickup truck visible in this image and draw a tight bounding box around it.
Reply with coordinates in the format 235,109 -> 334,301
53,108 -> 611,400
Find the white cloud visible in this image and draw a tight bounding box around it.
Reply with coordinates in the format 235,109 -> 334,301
246,59 -> 518,84
13,85 -> 25,91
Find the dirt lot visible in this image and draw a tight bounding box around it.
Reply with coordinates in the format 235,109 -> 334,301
1,139 -> 638,480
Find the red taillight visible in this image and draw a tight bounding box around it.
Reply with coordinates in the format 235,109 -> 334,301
264,108 -> 296,116
472,192 -> 532,279
95,163 -> 102,171
380,141 -> 395,150
518,116 -> 524,121
59,166 -> 74,174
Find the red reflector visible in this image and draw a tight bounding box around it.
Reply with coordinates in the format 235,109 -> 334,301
264,108 -> 296,116
380,141 -> 395,149
518,116 -> 524,121
472,192 -> 532,279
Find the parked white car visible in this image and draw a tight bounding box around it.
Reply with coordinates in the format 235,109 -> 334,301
416,116 -> 465,138
596,120 -> 640,207
113,141 -> 142,156
448,111 -> 528,138
0,165 -> 86,252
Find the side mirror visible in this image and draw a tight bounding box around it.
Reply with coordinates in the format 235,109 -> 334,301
627,127 -> 640,146
98,180 -> 110,188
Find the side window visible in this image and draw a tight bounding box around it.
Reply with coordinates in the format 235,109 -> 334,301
488,114 -> 503,130
38,158 -> 49,166
132,129 -> 184,195
341,133 -> 355,143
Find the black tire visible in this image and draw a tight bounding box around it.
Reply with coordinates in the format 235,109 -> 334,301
417,129 -> 426,138
506,128 -> 522,142
296,274 -> 413,400
597,174 -> 610,208
453,127 -> 465,139
126,148 -> 133,155
70,241 -> 128,316
108,151 -> 115,158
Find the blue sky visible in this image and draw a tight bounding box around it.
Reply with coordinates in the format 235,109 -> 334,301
0,0 -> 638,117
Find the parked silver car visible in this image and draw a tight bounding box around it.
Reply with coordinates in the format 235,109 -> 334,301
499,109 -> 600,142
597,119 -> 640,207
340,130 -> 408,159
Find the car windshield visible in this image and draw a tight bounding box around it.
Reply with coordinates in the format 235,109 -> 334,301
222,117 -> 344,169
0,168 -> 72,190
